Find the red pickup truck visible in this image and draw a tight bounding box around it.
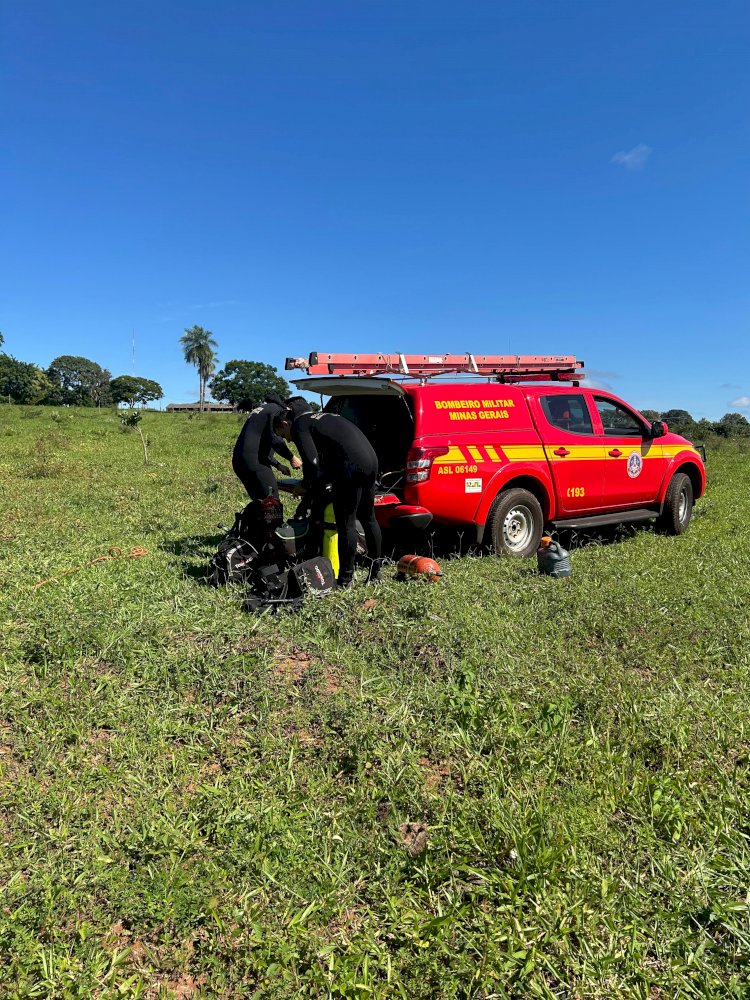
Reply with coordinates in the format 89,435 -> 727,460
287,353 -> 706,557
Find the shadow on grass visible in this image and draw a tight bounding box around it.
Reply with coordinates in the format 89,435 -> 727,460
160,533 -> 224,582
553,521 -> 659,552
386,519 -> 662,562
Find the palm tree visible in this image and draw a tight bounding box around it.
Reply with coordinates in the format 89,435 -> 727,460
179,326 -> 218,411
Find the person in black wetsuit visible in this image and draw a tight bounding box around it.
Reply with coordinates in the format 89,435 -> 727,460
275,398 -> 382,587
232,394 -> 301,500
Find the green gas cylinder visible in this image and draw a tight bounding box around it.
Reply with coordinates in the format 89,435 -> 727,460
321,502 -> 340,577
536,536 -> 571,578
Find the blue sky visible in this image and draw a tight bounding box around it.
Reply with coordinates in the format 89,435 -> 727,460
2,0 -> 748,417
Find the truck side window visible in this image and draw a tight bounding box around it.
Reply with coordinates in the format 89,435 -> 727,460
540,394 -> 593,435
595,398 -> 644,437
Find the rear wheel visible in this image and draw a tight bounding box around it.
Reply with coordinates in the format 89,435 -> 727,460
487,488 -> 544,557
658,472 -> 693,535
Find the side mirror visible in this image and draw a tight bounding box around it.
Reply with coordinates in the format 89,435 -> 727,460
649,420 -> 667,438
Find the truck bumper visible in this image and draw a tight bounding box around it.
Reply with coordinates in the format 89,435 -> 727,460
374,499 -> 433,530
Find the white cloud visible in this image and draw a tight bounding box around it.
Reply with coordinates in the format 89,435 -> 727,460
730,395 -> 750,409
611,144 -> 652,170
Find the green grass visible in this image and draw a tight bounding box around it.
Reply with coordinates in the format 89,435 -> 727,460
1,406 -> 749,998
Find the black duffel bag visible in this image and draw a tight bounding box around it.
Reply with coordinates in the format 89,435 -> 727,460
209,534 -> 259,587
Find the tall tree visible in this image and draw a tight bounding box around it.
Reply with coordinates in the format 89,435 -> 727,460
718,412 -> 750,436
179,326 -> 218,412
660,408 -> 694,425
111,375 -> 164,407
46,355 -> 112,407
137,378 -> 164,406
0,355 -> 52,404
693,418 -> 717,438
209,360 -> 290,410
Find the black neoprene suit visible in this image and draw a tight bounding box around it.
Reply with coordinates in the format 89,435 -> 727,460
292,412 -> 382,585
232,399 -> 295,500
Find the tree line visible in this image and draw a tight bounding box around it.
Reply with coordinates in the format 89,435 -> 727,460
0,326 -> 294,412
0,336 -> 164,407
641,408 -> 750,438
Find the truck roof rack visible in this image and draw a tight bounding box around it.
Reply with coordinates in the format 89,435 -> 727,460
285,352 -> 585,383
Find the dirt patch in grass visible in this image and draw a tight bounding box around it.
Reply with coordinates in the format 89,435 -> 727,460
398,820 -> 429,856
272,648 -> 312,682
324,906 -> 365,945
143,972 -> 206,1000
296,728 -> 323,748
106,921 -> 208,997
144,972 -> 206,999
419,756 -> 451,791
0,743 -> 26,784
409,641 -> 451,675
321,663 -> 343,694
78,656 -> 118,677
271,646 -> 345,695
89,727 -> 113,743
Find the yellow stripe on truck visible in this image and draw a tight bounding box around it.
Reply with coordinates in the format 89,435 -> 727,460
433,446 -> 468,465
434,443 -> 546,464
430,441 -> 702,469
660,445 -> 701,459
503,445 -> 547,461
601,445 -> 701,460
544,445 -> 606,461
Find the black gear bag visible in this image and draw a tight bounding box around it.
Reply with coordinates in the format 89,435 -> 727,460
242,556 -> 336,613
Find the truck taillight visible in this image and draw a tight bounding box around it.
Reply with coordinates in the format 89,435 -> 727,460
406,446 -> 449,483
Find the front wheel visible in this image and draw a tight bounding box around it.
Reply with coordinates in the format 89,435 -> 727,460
658,472 -> 693,535
487,488 -> 544,557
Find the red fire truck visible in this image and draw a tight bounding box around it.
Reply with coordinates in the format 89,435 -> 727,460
286,353 -> 706,557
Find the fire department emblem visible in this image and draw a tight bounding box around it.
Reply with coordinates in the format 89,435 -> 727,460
627,451 -> 643,478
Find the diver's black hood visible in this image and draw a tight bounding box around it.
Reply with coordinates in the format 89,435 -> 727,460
286,396 -> 313,420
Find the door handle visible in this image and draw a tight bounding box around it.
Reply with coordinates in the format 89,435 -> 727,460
608,448 -> 622,457
553,447 -> 570,457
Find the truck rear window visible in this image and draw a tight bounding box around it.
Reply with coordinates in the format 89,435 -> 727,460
540,394 -> 593,435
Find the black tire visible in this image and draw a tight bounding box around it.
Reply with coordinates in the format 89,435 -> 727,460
487,488 -> 544,557
658,472 -> 693,535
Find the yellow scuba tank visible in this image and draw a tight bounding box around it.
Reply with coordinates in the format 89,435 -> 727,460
321,501 -> 339,577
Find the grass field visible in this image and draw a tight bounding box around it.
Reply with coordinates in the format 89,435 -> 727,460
1,406 -> 749,999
